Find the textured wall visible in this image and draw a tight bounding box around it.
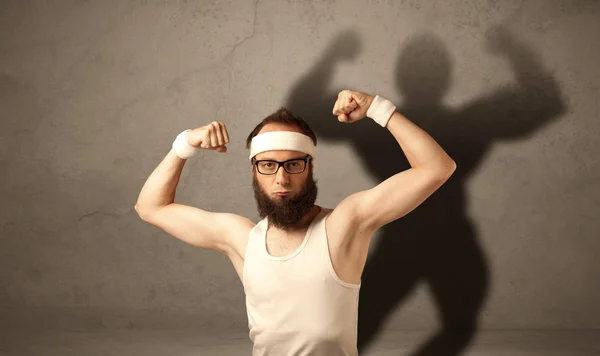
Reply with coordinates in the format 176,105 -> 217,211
1,0 -> 598,338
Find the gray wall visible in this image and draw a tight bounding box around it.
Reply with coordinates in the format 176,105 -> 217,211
1,0 -> 598,336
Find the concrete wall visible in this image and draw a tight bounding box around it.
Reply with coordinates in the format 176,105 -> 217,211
1,0 -> 598,337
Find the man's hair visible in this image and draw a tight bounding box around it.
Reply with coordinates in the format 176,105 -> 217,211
245,108 -> 317,150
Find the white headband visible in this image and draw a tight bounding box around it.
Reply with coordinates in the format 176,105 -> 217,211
249,131 -> 315,161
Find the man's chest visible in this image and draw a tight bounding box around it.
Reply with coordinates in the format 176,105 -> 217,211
229,215 -> 372,287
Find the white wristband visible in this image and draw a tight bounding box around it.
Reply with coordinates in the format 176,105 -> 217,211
172,129 -> 199,159
366,95 -> 396,127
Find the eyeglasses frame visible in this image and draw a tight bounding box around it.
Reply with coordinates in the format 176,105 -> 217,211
252,155 -> 312,175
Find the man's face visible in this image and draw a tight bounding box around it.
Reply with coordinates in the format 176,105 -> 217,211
252,150 -> 318,231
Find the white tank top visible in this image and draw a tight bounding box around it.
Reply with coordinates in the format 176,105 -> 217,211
242,207 -> 361,356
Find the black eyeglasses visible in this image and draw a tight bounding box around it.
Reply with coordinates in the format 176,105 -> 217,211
253,155 -> 312,175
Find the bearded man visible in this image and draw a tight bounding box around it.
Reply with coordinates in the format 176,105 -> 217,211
135,90 -> 456,356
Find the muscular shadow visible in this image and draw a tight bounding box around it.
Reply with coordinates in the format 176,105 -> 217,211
284,28 -> 566,355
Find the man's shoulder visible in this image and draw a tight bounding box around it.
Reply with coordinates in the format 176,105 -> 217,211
226,213 -> 257,235
320,206 -> 334,215
224,213 -> 262,258
326,196 -> 371,234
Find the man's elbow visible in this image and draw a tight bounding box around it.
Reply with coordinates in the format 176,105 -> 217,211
447,160 -> 457,175
134,205 -> 146,220
134,204 -> 156,221
446,161 -> 457,180
437,160 -> 456,182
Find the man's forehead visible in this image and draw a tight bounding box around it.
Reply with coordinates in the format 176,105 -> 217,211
254,150 -> 306,161
258,123 -> 302,134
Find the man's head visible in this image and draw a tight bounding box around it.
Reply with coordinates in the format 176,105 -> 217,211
246,108 -> 318,231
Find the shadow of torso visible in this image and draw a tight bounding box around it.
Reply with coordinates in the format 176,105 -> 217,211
287,95 -> 489,355
283,28 -> 564,355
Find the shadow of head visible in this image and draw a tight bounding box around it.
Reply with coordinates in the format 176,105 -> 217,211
396,33 -> 452,106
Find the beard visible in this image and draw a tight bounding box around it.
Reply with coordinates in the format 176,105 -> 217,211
252,169 -> 318,231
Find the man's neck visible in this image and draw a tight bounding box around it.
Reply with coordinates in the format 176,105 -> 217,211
268,205 -> 321,234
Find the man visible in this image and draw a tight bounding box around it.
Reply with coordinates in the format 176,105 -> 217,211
134,90 -> 456,355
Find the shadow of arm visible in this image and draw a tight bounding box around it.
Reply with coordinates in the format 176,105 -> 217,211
284,30 -> 363,142
460,27 -> 567,141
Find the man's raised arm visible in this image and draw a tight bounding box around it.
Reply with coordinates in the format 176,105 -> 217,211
134,123 -> 252,255
331,90 -> 456,232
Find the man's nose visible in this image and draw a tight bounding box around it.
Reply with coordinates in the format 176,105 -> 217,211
275,166 -> 290,184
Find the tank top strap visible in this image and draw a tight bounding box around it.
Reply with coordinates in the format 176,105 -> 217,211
242,217 -> 267,291
302,208 -> 333,263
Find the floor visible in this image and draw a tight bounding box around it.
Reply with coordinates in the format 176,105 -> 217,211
1,329 -> 599,355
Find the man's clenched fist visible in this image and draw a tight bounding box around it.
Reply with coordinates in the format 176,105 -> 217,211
332,90 -> 375,123
187,121 -> 230,153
